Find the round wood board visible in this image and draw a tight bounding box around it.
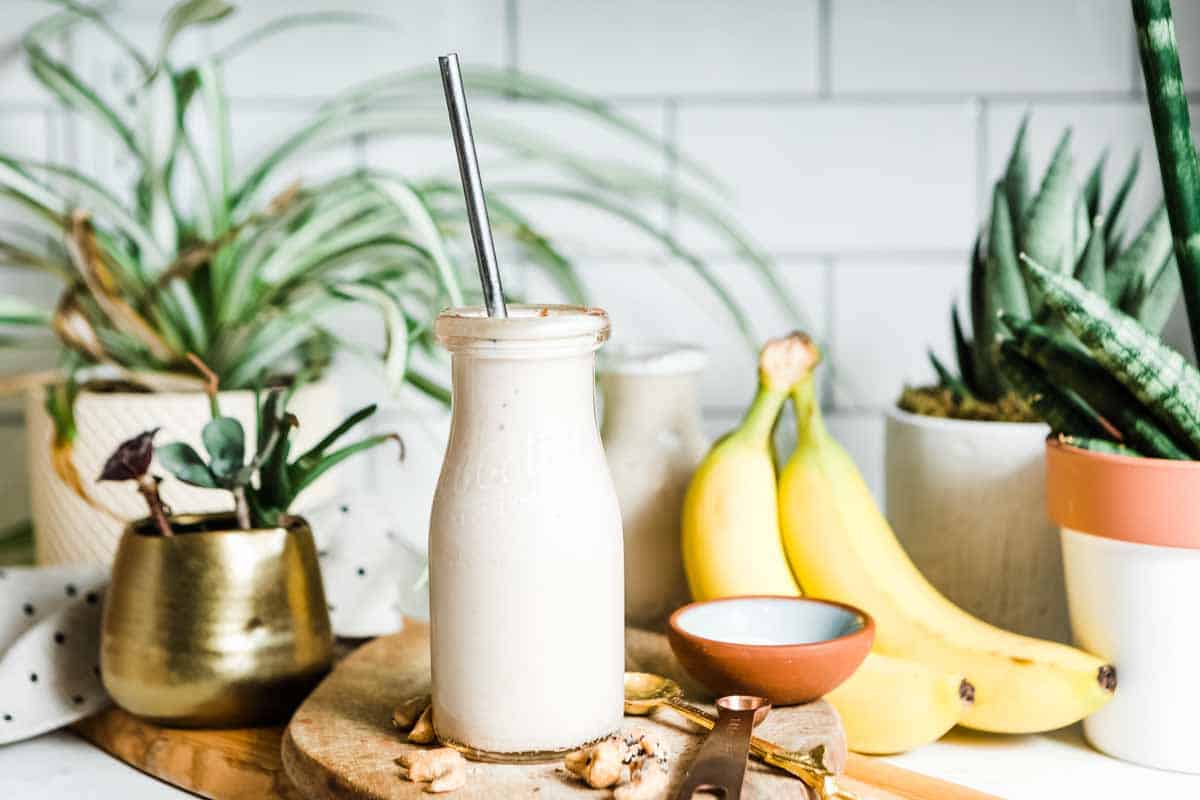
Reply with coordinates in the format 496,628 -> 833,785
282,622 -> 846,799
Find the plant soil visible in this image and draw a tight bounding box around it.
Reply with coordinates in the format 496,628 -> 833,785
897,385 -> 1040,423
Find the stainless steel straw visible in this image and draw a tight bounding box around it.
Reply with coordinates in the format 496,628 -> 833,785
439,52 -> 508,318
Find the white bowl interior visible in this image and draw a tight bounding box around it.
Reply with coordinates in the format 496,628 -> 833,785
676,598 -> 863,645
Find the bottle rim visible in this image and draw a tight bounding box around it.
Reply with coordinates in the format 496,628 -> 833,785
435,304 -> 610,355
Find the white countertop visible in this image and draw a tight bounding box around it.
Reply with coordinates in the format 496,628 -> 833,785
0,725 -> 1196,799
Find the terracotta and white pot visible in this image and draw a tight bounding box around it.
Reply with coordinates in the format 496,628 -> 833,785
884,408 -> 1068,642
1048,438 -> 1200,773
25,381 -> 340,566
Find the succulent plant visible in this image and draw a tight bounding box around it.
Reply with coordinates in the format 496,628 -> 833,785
101,378 -> 399,534
0,1 -> 802,403
984,0 -> 1200,461
901,116 -> 1177,422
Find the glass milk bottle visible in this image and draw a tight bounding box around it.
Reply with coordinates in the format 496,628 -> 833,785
428,304 -> 624,761
600,344 -> 708,630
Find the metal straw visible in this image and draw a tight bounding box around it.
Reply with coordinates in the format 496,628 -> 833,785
439,53 -> 508,318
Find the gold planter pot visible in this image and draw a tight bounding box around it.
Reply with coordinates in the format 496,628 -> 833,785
101,514 -> 334,727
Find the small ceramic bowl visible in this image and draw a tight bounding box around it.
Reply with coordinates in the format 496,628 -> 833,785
667,595 -> 874,705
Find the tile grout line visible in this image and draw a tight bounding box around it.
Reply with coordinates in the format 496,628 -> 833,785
817,0 -> 833,99
506,0 -> 520,74
822,255 -> 836,410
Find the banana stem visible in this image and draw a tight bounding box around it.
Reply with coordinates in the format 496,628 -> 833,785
740,386 -> 789,442
791,376 -> 827,439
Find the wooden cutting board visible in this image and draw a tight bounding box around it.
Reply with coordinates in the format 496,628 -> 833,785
283,622 -> 847,799
75,623 -> 997,800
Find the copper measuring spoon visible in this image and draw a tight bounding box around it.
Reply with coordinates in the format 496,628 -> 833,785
624,672 -> 857,800
673,694 -> 770,800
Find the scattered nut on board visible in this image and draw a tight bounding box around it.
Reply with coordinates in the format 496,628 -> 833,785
564,738 -> 624,788
614,759 -> 668,800
408,705 -> 437,744
393,695 -> 432,730
397,747 -> 466,794
564,731 -> 671,796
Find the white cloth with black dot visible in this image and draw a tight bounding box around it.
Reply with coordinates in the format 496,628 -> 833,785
0,492 -> 428,745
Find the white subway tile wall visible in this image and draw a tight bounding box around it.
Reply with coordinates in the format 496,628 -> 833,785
1,0 -> 1198,507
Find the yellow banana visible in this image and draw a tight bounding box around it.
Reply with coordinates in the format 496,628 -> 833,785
681,333 -> 813,600
825,652 -> 971,755
779,368 -> 1116,734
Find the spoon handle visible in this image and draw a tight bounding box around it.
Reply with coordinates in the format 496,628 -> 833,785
663,698 -> 857,800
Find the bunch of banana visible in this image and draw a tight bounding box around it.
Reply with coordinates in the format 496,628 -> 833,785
682,333 -> 970,754
682,333 -> 1117,753
779,341 -> 1115,735
681,332 -> 809,600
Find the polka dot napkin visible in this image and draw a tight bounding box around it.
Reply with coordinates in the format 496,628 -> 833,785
0,492 -> 428,745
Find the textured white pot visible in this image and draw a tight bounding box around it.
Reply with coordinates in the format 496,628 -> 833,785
25,381 -> 340,566
884,408 -> 1068,642
1061,529 -> 1200,773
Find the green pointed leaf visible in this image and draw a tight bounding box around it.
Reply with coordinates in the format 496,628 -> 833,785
1074,216 -> 1106,296
0,295 -> 52,327
1104,152 -> 1140,252
202,416 -> 245,481
289,432 -> 400,498
156,441 -> 220,488
995,340 -> 1103,437
978,183 -> 1028,397
929,350 -> 972,399
1003,113 -> 1032,242
155,0 -> 234,71
1082,150 -> 1107,218
1135,255 -> 1182,335
330,282 -> 409,394
951,304 -> 974,392
1105,205 -> 1170,305
1021,129 -> 1076,289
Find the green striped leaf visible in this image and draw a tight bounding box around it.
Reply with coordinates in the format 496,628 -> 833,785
1002,312 -> 1191,459
995,340 -> 1104,438
1022,253 -> 1200,454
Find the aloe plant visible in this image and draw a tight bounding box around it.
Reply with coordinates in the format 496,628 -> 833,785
903,117 -> 1177,421
0,1 -> 800,409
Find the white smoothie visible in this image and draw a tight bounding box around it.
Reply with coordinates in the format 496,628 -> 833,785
429,305 -> 624,760
600,344 -> 708,630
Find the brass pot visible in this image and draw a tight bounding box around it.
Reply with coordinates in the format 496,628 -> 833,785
101,513 -> 333,727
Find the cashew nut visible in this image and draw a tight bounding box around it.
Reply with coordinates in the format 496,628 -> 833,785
563,738 -> 624,789
614,759 -> 668,800
393,694 -> 432,731
407,705 -> 436,744
397,747 -> 466,794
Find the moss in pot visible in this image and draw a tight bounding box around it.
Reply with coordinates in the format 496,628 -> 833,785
888,117 -> 1177,643
95,377 -> 400,727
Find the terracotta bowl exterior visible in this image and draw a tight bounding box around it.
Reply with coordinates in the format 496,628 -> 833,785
667,596 -> 874,705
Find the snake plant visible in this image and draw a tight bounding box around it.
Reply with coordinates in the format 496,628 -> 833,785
0,1 -> 799,408
995,0 -> 1200,460
901,117 -> 1177,422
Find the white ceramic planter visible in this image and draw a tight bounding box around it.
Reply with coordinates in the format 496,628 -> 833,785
25,381 -> 340,566
884,408 -> 1067,642
1048,438 -> 1200,773
1061,529 -> 1200,773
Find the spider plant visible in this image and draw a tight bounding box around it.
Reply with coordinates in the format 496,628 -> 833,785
0,0 -> 801,414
